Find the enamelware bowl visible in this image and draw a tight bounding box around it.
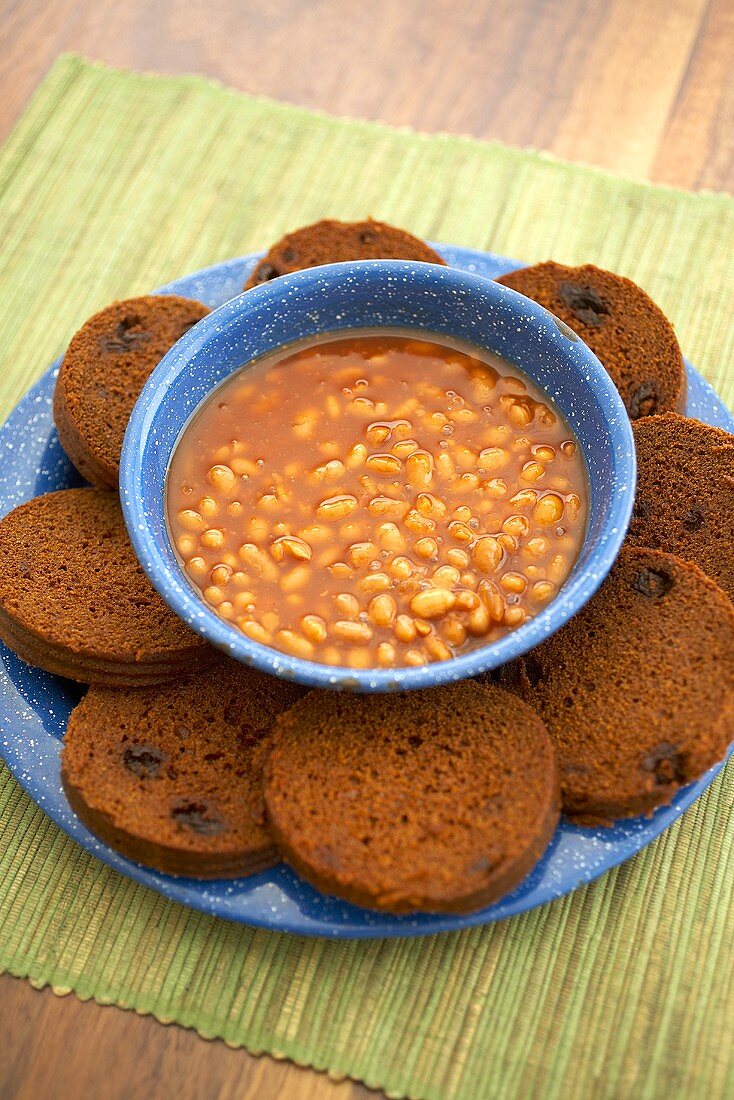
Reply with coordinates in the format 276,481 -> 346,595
120,259 -> 635,692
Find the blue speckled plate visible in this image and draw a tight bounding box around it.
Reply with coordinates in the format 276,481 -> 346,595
0,245 -> 732,939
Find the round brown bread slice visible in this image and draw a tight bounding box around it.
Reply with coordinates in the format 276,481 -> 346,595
244,218 -> 446,289
0,488 -> 215,686
499,548 -> 734,825
263,681 -> 560,915
61,659 -> 305,877
496,262 -> 686,419
627,413 -> 734,601
54,295 -> 210,488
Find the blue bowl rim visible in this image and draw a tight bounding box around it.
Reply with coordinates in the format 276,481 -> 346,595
120,259 -> 636,692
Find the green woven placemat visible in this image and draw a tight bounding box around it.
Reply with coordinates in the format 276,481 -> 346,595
0,55 -> 732,1100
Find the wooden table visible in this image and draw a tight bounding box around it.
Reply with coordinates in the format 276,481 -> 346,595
0,2 -> 731,1097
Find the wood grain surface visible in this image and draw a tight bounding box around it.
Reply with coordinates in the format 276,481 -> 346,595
0,1 -> 732,1098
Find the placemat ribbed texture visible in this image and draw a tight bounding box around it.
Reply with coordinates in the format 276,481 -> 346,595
0,56 -> 732,1100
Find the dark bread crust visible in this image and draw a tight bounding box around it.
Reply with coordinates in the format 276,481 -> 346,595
61,660 -> 305,877
499,548 -> 734,825
628,413 -> 734,601
0,488 -> 214,685
264,681 -> 560,915
245,218 -> 446,289
54,295 -> 209,488
496,262 -> 686,419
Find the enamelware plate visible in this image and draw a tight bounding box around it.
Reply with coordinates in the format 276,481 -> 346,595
0,245 -> 731,938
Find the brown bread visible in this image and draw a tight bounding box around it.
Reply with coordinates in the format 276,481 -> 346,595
628,413 -> 734,601
245,218 -> 446,288
498,548 -> 734,825
54,295 -> 210,488
496,262 -> 686,419
61,660 -> 305,877
263,681 -> 560,914
0,488 -> 215,685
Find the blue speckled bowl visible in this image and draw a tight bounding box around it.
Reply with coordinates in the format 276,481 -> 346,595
120,260 -> 635,691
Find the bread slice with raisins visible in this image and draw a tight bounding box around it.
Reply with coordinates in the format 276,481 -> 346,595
244,218 -> 446,289
54,295 -> 209,488
499,548 -> 734,825
627,413 -> 734,601
496,262 -> 686,419
61,659 -> 305,877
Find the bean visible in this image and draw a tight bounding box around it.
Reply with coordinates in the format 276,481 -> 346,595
367,424 -> 392,446
317,494 -> 358,520
405,510 -> 435,535
271,535 -> 312,562
414,537 -> 438,560
275,629 -> 315,659
405,450 -> 434,487
333,620 -> 373,645
335,593 -> 361,618
502,515 -> 530,537
478,447 -> 507,471
448,520 -> 473,542
454,589 -> 481,611
424,635 -> 452,662
531,581 -> 556,603
473,536 -> 503,573
478,580 -> 505,621
394,614 -> 418,643
521,462 -> 545,484
368,495 -> 408,519
466,604 -> 491,636
241,621 -> 272,645
179,509 -> 203,532
313,459 -> 346,481
262,611 -> 280,632
415,493 -> 447,519
503,606 -> 526,627
534,493 -> 564,526
369,594 -> 397,626
301,614 -> 328,644
210,564 -> 232,586
207,464 -> 236,493
433,565 -> 461,588
358,571 -> 392,595
366,453 -> 402,476
409,588 -> 455,619
392,438 -> 419,458
441,616 -> 467,646
199,494 -> 219,516
377,523 -> 406,553
346,443 -> 367,468
281,564 -> 310,592
390,556 -> 414,580
482,478 -> 506,502
523,536 -> 549,559
509,489 -> 538,509
201,528 -> 224,551
500,571 -> 527,594
446,547 -> 469,569
203,585 -> 226,606
233,591 -> 257,611
348,540 -> 377,567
